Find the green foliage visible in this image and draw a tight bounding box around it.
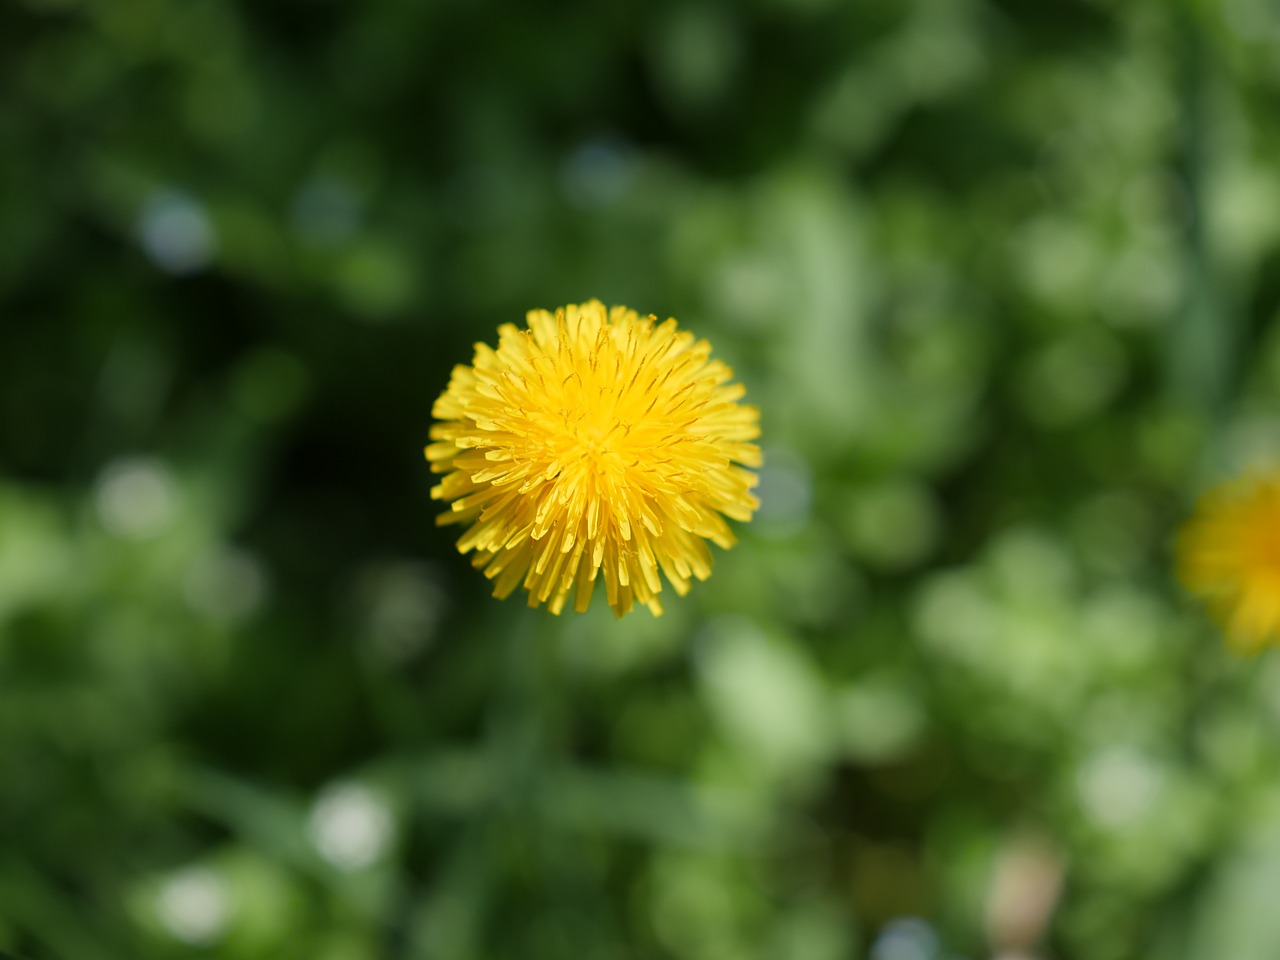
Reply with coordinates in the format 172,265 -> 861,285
3,0 -> 1280,957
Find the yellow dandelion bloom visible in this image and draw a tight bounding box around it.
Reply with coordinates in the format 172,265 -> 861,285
426,300 -> 762,617
1178,472 -> 1280,652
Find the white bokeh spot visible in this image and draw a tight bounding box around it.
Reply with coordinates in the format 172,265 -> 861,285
308,781 -> 394,871
138,189 -> 217,275
94,457 -> 178,540
1077,746 -> 1166,830
156,866 -> 229,946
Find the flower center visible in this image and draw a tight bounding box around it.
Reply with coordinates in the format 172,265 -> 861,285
1246,524 -> 1280,573
566,409 -> 631,465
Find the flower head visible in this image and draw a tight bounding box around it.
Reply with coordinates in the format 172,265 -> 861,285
427,301 -> 761,617
1178,471 -> 1280,652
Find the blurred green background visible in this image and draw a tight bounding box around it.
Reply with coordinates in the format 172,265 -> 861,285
4,0 -> 1280,957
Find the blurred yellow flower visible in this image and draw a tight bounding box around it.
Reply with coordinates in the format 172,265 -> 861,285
1178,472 -> 1280,652
427,301 -> 761,617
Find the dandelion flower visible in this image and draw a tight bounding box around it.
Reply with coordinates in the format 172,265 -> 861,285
426,300 -> 762,617
1178,472 -> 1280,652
